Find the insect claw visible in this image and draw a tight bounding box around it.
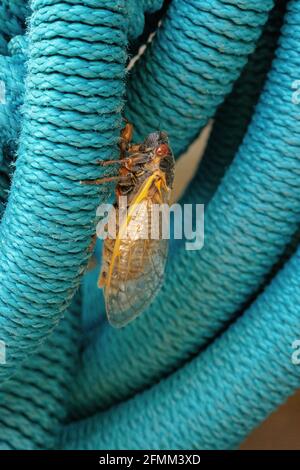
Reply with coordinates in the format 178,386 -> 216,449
81,175 -> 121,185
98,271 -> 106,287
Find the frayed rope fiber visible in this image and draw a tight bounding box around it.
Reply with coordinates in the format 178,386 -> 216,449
0,0 -> 300,451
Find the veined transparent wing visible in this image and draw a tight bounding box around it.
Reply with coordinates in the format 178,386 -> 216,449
102,174 -> 170,328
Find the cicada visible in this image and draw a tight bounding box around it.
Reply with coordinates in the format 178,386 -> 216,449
84,123 -> 175,328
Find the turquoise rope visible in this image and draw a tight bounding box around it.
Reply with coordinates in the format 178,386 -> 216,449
127,0 -> 164,39
0,294 -> 81,450
0,0 -> 167,448
69,0 -> 282,418
0,36 -> 26,217
61,242 -> 300,450
126,0 -> 274,155
0,0 -> 300,451
0,37 -> 26,156
0,0 -> 28,54
186,1 -> 287,207
0,0 -> 163,385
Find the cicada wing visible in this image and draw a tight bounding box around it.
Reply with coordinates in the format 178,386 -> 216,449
103,185 -> 170,328
105,238 -> 168,328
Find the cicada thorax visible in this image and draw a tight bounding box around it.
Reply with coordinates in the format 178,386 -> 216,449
99,172 -> 167,287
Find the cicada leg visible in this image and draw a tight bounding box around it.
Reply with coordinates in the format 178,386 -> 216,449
80,174 -> 132,185
95,153 -> 149,168
88,233 -> 97,253
119,122 -> 133,158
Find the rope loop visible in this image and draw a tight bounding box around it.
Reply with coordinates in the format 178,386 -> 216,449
0,0 -> 300,451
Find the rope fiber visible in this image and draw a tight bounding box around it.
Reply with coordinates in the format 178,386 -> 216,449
0,0 -> 299,450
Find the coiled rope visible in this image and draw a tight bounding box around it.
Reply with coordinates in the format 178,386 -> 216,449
0,0 -> 299,450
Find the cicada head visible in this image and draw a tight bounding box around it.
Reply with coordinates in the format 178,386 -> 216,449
143,131 -> 175,189
144,130 -> 168,151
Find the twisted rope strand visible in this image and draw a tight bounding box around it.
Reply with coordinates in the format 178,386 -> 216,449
61,231 -> 300,450
0,294 -> 81,450
0,0 -> 127,382
126,0 -> 274,156
70,0 -> 282,418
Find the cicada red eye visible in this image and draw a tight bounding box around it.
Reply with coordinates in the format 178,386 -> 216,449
156,143 -> 170,157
